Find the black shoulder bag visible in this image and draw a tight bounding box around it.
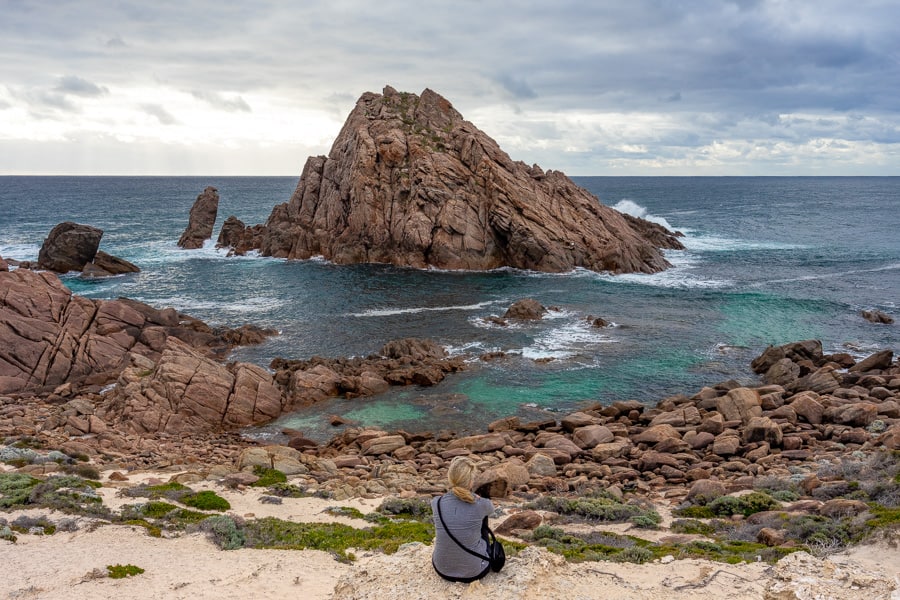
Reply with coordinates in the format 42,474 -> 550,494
436,496 -> 506,573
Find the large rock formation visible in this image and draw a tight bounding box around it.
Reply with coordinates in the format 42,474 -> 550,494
0,268 -> 272,395
178,186 -> 220,249
230,86 -> 682,273
37,222 -> 103,272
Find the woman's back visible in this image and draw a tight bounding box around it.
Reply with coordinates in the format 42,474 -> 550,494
431,492 -> 494,581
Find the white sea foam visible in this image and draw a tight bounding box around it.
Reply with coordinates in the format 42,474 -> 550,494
755,262 -> 900,286
129,295 -> 284,315
520,318 -> 619,361
678,230 -> 807,253
613,199 -> 676,231
0,242 -> 40,261
349,300 -> 502,318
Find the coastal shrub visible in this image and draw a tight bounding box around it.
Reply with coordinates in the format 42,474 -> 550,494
629,511 -> 662,529
122,481 -> 191,501
0,473 -> 41,508
866,505 -> 900,529
672,505 -> 716,519
200,515 -> 246,550
11,515 -> 56,535
670,519 -> 717,536
135,501 -> 178,519
707,492 -> 779,518
252,466 -> 287,487
180,490 -> 230,511
7,475 -> 108,516
375,497 -> 432,520
0,525 -> 16,542
265,482 -> 309,498
526,495 -> 650,523
236,516 -> 434,561
62,463 -> 101,480
107,564 -> 145,579
325,506 -> 366,520
616,546 -> 654,564
784,514 -> 860,550
122,519 -> 162,538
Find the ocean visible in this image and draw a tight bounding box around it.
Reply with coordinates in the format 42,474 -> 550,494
1,176 -> 897,441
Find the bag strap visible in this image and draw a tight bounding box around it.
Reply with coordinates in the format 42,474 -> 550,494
436,496 -> 490,562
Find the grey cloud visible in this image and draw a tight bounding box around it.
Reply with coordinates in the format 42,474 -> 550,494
494,74 -> 538,100
55,76 -> 108,97
190,91 -> 251,112
142,104 -> 178,125
106,36 -> 127,48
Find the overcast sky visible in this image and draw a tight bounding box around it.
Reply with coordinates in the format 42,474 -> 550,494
2,0 -> 899,175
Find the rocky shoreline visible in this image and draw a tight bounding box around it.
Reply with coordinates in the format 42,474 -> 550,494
2,258 -> 899,598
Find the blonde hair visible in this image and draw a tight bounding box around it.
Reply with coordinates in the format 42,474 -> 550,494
447,456 -> 476,503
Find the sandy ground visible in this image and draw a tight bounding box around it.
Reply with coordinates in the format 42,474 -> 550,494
1,470 -> 898,600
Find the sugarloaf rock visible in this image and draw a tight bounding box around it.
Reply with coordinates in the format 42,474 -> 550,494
249,86 -> 682,273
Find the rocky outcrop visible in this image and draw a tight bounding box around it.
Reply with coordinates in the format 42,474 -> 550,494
251,86 -> 682,273
216,216 -> 266,256
99,338 -> 284,434
82,250 -> 140,277
0,268 -> 272,395
37,222 -> 103,273
178,186 -> 219,249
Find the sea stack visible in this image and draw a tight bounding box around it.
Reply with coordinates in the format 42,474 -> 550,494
178,186 -> 220,249
252,86 -> 682,274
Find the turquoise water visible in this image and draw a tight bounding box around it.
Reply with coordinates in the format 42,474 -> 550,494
1,176 -> 897,440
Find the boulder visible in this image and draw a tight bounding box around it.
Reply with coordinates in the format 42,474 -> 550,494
360,434 -> 407,456
503,299 -> 547,320
525,453 -> 557,477
751,340 -> 824,374
178,186 -> 219,249
686,479 -> 726,505
742,416 -> 783,446
254,86 -> 683,274
571,425 -> 614,449
825,402 -> 878,427
788,391 -> 825,425
37,221 -> 103,272
861,310 -> 894,324
849,349 -> 894,373
446,433 -> 506,453
473,459 -> 530,498
786,366 -> 842,394
764,358 -> 801,386
716,387 -> 762,425
590,440 -> 632,461
495,510 -> 542,535
632,424 -> 682,445
83,250 -> 140,277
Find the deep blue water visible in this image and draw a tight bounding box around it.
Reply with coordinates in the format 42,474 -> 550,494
1,176 -> 897,441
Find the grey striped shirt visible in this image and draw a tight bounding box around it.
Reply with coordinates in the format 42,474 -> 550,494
431,492 -> 495,580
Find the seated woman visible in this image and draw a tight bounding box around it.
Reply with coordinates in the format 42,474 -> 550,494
431,456 -> 495,582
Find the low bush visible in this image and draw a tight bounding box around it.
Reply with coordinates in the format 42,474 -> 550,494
107,564 -> 145,579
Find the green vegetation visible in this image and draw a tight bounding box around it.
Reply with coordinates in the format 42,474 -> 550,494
530,524 -> 796,565
675,491 -> 779,519
0,473 -> 41,508
200,515 -> 434,562
180,490 -> 230,511
324,506 -> 366,520
527,493 -> 661,526
252,466 -> 287,487
375,497 -> 432,520
107,564 -> 145,579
